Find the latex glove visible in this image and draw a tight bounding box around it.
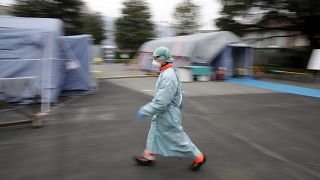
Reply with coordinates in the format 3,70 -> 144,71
137,110 -> 147,121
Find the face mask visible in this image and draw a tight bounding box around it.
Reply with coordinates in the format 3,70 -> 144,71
152,60 -> 161,69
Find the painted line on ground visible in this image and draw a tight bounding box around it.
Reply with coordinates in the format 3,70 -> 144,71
227,78 -> 320,98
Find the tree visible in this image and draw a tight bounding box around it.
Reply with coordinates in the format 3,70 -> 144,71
216,0 -> 320,48
173,0 -> 200,36
82,12 -> 106,44
216,16 -> 245,36
115,0 -> 154,50
11,0 -> 84,35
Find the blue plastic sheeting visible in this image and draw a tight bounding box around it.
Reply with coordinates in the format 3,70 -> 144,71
0,28 -> 63,102
0,16 -> 93,103
211,45 -> 254,77
140,31 -> 240,62
0,29 -> 93,102
59,35 -> 92,91
227,78 -> 320,98
138,32 -> 243,72
0,16 -> 63,36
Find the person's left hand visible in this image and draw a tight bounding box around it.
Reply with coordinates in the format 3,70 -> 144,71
136,110 -> 147,121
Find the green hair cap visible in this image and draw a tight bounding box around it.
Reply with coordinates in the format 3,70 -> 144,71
153,47 -> 174,62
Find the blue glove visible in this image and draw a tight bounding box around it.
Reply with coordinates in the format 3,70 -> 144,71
137,110 -> 147,121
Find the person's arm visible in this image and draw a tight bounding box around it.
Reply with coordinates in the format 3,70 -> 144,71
140,72 -> 177,116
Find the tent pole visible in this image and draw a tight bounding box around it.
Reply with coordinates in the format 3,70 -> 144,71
40,32 -> 54,115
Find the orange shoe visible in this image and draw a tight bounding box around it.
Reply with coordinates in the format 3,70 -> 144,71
190,153 -> 206,171
134,156 -> 155,166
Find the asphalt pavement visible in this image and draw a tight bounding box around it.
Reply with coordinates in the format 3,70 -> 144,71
0,78 -> 320,180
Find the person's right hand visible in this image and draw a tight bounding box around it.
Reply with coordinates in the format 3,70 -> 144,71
136,110 -> 147,121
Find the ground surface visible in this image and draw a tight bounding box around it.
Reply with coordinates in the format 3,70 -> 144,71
1,64 -> 320,180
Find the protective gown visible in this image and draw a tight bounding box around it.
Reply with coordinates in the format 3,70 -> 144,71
140,66 -> 201,157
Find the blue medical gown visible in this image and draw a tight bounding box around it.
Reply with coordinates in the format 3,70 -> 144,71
140,68 -> 200,157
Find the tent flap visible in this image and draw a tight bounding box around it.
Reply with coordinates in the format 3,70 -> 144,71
59,35 -> 93,91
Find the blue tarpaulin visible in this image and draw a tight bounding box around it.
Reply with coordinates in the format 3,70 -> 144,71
138,32 -> 254,77
0,16 -> 63,36
211,44 -> 254,77
0,16 -> 92,103
59,35 -> 93,91
0,28 -> 63,102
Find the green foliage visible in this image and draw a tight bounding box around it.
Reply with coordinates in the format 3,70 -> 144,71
173,0 -> 200,35
0,5 -> 11,15
11,0 -> 84,35
11,0 -> 107,44
216,0 -> 320,48
215,16 -> 245,36
115,0 -> 154,51
82,13 -> 106,44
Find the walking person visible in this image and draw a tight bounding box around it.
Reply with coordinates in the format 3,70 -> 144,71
135,47 -> 206,171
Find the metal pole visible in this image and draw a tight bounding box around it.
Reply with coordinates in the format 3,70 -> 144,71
40,32 -> 54,115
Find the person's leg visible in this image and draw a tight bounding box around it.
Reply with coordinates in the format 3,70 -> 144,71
179,133 -> 205,171
176,132 -> 206,171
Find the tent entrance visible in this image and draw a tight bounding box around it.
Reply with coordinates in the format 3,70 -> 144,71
232,47 -> 248,77
210,45 -> 253,78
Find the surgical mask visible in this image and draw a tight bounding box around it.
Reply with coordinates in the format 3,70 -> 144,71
152,60 -> 161,69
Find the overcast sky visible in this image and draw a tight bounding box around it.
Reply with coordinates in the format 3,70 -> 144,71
1,0 -> 222,30
82,0 -> 221,30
